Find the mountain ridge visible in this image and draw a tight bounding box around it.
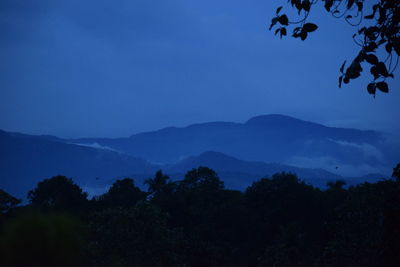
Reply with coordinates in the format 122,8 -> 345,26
1,114 -> 397,198
64,114 -> 390,173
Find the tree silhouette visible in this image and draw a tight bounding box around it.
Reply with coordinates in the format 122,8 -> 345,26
270,0 -> 399,95
145,170 -> 173,196
4,169 -> 400,266
97,178 -> 146,208
86,203 -> 180,266
28,175 -> 88,213
393,163 -> 400,180
0,212 -> 84,267
0,189 -> 20,214
326,179 -> 347,190
180,166 -> 224,192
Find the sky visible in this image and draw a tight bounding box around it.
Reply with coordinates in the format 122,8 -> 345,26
0,0 -> 399,138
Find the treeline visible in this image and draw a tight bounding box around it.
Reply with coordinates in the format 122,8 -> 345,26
1,165 -> 400,267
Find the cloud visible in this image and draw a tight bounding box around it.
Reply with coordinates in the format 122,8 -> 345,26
71,142 -> 121,153
285,138 -> 393,177
331,139 -> 384,162
286,155 -> 389,177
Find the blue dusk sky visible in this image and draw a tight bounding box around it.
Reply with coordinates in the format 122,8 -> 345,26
0,0 -> 399,138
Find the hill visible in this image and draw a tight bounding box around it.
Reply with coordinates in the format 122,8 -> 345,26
70,114 -> 395,176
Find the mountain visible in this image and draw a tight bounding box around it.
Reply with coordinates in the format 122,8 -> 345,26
70,114 -> 396,176
0,130 -> 156,198
1,114 -> 396,198
162,151 -> 386,189
162,151 -> 341,189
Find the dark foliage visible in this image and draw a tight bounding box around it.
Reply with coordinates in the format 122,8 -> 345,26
270,0 -> 399,95
1,166 -> 400,266
0,212 -> 85,267
94,178 -> 147,209
28,175 -> 88,213
0,189 -> 20,214
85,204 -> 180,267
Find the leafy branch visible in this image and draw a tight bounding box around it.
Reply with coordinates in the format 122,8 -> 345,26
270,0 -> 400,96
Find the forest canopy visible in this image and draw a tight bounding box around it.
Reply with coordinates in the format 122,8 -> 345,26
1,169 -> 400,266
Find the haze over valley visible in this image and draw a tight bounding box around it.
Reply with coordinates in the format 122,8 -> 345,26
1,114 -> 396,198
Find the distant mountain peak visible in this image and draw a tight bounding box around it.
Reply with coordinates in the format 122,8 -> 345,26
245,114 -> 312,125
179,151 -> 240,164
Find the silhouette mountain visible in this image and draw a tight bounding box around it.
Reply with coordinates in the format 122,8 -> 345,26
0,130 -> 156,198
70,114 -> 393,175
1,114 -> 396,197
163,151 -> 343,189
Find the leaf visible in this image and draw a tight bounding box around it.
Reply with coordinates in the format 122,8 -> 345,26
294,0 -> 302,11
276,6 -> 283,14
280,27 -> 287,38
364,14 -> 375,19
275,28 -> 280,35
303,23 -> 318,32
357,2 -> 363,12
394,41 -> 400,56
364,54 -> 379,65
376,62 -> 389,77
340,61 -> 346,73
347,0 -> 355,9
364,27 -> 379,39
324,0 -> 333,12
376,82 -> 389,93
385,43 -> 392,53
302,0 -> 311,12
358,51 -> 366,62
364,42 -> 377,52
339,76 -> 343,88
378,6 -> 386,24
278,15 -> 289,26
365,4 -> 379,19
377,39 -> 386,46
358,27 -> 366,34
269,17 -> 278,30
370,66 -> 379,79
346,61 -> 362,79
346,15 -> 353,19
300,30 -> 308,41
367,83 -> 376,95
293,27 -> 302,34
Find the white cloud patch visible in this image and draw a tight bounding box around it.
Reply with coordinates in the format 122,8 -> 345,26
71,142 -> 121,153
286,155 -> 388,177
286,138 -> 389,176
330,139 -> 384,162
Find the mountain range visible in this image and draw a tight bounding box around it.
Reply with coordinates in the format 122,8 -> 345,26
1,114 -> 397,198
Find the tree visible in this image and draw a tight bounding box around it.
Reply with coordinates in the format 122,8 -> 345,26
28,175 -> 88,212
145,170 -> 174,196
326,179 -> 347,190
393,163 -> 400,180
0,189 -> 21,214
270,0 -> 399,95
86,203 -> 181,266
97,178 -> 146,208
320,180 -> 400,266
244,173 -> 324,264
0,212 -> 84,267
179,166 -> 224,192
